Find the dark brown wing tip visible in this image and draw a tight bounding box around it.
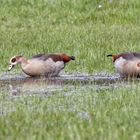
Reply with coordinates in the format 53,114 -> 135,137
107,54 -> 113,57
70,56 -> 75,60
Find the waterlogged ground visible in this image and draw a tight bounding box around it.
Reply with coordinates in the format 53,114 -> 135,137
0,71 -> 140,96
0,71 -> 123,95
1,72 -> 140,139
0,72 -> 122,116
0,71 -> 139,97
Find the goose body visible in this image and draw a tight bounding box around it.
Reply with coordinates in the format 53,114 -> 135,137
8,53 -> 75,77
107,52 -> 140,77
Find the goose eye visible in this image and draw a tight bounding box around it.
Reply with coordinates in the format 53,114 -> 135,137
11,58 -> 16,63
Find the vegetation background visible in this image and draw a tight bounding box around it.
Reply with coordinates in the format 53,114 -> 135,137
0,0 -> 140,140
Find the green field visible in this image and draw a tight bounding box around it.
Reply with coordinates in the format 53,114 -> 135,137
0,0 -> 140,139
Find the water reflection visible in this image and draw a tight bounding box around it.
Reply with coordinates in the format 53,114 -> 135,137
6,78 -> 66,95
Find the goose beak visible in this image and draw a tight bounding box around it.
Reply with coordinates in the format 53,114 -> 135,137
8,64 -> 14,71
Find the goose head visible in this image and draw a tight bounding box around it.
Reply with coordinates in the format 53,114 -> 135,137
8,55 -> 23,71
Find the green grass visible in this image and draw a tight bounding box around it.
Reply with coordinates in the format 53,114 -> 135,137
0,0 -> 140,139
0,0 -> 140,72
1,84 -> 140,140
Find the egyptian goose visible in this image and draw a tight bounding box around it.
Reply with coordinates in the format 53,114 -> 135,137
107,52 -> 140,77
8,53 -> 75,77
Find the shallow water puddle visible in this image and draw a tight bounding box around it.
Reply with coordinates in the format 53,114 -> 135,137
0,72 -> 137,95
0,72 -> 140,117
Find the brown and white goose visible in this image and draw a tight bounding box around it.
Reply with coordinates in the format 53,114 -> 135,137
8,53 -> 75,77
107,52 -> 140,77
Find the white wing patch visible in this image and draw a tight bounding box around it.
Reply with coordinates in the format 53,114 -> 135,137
114,57 -> 126,71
